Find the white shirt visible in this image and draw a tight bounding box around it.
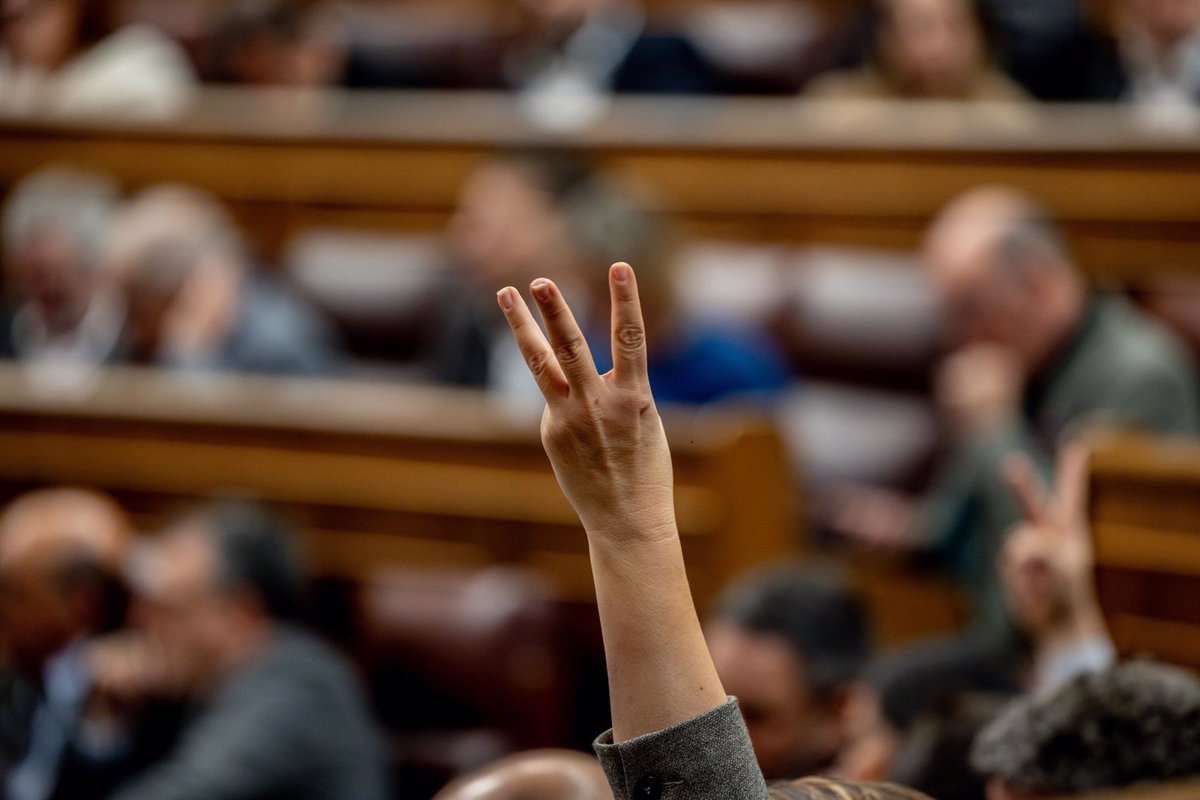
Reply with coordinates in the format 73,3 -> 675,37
0,25 -> 196,120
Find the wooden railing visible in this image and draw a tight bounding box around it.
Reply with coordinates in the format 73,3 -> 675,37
6,93 -> 1200,282
0,364 -> 798,613
1088,429 -> 1200,670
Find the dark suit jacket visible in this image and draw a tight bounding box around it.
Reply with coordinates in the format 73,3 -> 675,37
109,628 -> 388,800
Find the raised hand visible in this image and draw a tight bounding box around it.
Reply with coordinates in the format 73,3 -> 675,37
496,263 -> 675,545
497,263 -> 730,745
1002,442 -> 1100,641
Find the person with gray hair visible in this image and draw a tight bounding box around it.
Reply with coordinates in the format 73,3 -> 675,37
1,165 -> 125,368
104,185 -> 341,376
831,186 -> 1200,636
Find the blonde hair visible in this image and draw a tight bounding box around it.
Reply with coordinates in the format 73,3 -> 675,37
768,777 -> 933,800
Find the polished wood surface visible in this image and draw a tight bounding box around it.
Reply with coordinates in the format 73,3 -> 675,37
1088,429 -> 1200,670
6,93 -> 1200,281
0,363 -> 798,613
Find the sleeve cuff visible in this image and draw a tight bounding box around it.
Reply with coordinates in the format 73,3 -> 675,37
593,699 -> 769,800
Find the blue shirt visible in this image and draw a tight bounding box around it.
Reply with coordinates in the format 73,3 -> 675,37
591,325 -> 792,406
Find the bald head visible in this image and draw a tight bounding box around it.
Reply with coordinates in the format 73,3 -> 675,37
434,751 -> 612,800
923,187 -> 1084,369
0,489 -> 131,672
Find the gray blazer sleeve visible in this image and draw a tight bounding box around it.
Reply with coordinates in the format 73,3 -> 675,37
594,699 -> 769,800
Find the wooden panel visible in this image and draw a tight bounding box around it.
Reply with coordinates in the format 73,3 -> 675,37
1087,430 -> 1200,670
0,364 -> 797,614
8,94 -> 1200,280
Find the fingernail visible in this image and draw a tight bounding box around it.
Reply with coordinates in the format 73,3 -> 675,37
531,280 -> 552,301
497,288 -> 514,311
612,263 -> 630,283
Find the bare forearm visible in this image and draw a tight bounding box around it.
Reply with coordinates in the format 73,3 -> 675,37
588,530 -> 728,743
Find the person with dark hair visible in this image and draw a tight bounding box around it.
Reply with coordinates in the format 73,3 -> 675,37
707,565 -> 879,781
0,489 -> 133,800
807,0 -> 1027,100
205,0 -> 348,88
99,501 -> 388,800
972,661 -> 1200,798
431,150 -> 598,398
0,0 -> 194,117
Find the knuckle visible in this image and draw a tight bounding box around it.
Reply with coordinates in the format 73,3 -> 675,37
554,335 -> 586,365
526,350 -> 550,378
616,324 -> 646,353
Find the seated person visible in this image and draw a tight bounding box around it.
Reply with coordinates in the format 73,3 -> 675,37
0,489 -> 134,800
431,150 -> 592,400
707,564 -> 886,782
973,661 -> 1200,798
435,150 -> 788,405
1114,0 -> 1200,108
434,750 -> 613,800
568,176 -> 790,405
103,185 -> 342,376
808,0 -> 1027,101
97,501 -> 389,800
1,166 -> 124,368
494,262 -> 928,799
831,187 -> 1200,637
0,0 -> 194,117
204,0 -> 348,88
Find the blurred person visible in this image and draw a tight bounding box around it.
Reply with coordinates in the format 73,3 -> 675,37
831,186 -> 1200,635
568,175 -> 791,405
706,564 -> 885,782
102,500 -> 388,800
972,661 -> 1200,798
0,0 -> 194,118
768,778 -> 931,799
1,166 -> 124,368
969,441 -> 1200,798
871,443 -> 1111,800
0,489 -> 133,800
434,150 -> 789,405
433,750 -> 613,800
104,184 -> 341,376
432,150 -> 592,399
499,0 -> 717,126
808,0 -> 1027,101
1115,0 -> 1200,108
206,0 -> 348,88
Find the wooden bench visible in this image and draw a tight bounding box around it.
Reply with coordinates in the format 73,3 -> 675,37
1088,429 -> 1200,671
6,93 -> 1200,283
0,364 -> 798,613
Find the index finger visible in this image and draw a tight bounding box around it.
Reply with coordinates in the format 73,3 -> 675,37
1004,453 -> 1049,526
609,263 -> 648,389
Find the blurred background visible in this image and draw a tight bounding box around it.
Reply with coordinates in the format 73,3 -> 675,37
3,0 -> 1200,798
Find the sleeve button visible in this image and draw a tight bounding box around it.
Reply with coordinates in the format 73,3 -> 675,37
633,775 -> 663,799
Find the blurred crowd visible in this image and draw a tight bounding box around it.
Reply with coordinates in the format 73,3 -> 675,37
3,450 -> 1200,799
6,0 -> 1200,125
5,3 -> 1200,800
